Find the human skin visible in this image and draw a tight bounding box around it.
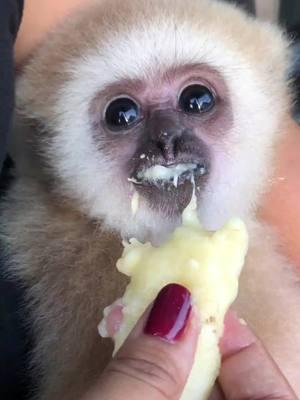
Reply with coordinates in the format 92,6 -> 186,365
259,118 -> 300,270
83,301 -> 298,400
14,0 -> 96,66
15,0 -> 300,271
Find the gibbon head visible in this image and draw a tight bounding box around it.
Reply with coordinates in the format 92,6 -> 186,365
16,0 -> 290,240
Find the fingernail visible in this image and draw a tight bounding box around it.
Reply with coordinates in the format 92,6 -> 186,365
144,283 -> 191,342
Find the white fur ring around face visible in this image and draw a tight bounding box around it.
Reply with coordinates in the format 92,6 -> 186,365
99,197 -> 248,400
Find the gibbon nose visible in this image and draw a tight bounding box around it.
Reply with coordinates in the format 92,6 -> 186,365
147,111 -> 186,163
155,129 -> 184,162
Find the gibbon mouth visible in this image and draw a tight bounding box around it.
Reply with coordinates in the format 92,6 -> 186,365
129,162 -> 208,187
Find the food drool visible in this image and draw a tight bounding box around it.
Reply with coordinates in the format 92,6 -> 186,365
133,162 -> 207,187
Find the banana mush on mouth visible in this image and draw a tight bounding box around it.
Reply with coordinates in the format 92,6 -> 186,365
130,163 -> 207,187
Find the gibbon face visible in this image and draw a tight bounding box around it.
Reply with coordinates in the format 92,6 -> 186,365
16,0 -> 290,240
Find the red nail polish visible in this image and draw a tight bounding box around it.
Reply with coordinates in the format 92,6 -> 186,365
144,283 -> 191,342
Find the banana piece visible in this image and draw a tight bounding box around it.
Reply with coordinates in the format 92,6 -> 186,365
101,196 -> 248,400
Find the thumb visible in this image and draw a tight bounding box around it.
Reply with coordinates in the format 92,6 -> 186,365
88,284 -> 199,400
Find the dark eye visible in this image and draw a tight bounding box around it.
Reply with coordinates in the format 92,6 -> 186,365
179,84 -> 215,114
105,97 -> 139,130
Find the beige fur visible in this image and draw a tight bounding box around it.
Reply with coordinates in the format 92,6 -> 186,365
1,0 -> 300,399
1,181 -> 127,399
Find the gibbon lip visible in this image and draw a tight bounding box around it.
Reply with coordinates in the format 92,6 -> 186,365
128,161 -> 208,187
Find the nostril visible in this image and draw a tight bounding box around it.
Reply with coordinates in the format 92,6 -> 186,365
173,137 -> 183,158
157,138 -> 175,162
156,140 -> 167,154
155,130 -> 182,162
157,140 -> 168,152
158,130 -> 173,146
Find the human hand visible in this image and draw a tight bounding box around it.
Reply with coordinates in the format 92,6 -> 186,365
216,311 -> 298,400
82,284 -> 297,400
15,0 -> 95,65
260,119 -> 300,270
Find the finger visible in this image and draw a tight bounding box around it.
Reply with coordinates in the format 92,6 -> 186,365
106,304 -> 123,337
87,283 -> 199,400
209,383 -> 225,400
98,299 -> 124,338
218,311 -> 297,400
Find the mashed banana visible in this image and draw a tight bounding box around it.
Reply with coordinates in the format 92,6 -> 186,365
100,196 -> 248,400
